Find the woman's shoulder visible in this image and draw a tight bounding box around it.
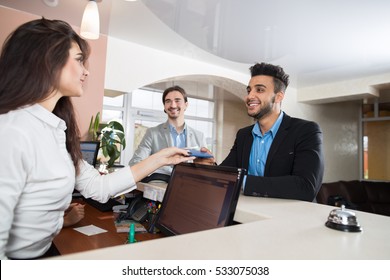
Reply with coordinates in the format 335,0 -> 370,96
0,108 -> 32,130
0,109 -> 37,155
0,107 -> 48,142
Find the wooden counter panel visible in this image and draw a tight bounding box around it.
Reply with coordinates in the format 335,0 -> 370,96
54,201 -> 163,255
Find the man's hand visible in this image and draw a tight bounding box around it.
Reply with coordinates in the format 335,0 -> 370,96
193,147 -> 216,165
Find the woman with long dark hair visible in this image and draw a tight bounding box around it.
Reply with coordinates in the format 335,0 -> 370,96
0,18 -> 193,260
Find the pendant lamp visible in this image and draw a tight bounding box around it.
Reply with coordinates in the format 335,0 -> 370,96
80,0 -> 100,40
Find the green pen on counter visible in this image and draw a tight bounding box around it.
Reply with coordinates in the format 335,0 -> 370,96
128,223 -> 136,243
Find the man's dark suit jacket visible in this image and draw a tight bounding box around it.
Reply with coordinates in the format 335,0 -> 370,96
220,113 -> 324,202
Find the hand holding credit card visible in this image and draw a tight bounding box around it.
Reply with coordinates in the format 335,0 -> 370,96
186,149 -> 213,158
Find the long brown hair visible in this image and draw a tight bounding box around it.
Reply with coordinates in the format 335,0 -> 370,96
0,18 -> 91,174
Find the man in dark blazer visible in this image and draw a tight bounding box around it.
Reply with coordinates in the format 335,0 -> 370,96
199,62 -> 324,202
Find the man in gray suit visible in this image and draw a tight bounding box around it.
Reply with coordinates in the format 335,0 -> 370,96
129,85 -> 206,175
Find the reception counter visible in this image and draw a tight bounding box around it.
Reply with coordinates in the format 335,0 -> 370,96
53,194 -> 390,260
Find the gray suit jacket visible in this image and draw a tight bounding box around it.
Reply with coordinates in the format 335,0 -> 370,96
129,121 -> 206,175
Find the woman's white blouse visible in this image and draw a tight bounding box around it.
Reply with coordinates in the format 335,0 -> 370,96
0,104 -> 135,259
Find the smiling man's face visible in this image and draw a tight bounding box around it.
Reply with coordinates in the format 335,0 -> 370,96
245,75 -> 281,120
163,90 -> 188,120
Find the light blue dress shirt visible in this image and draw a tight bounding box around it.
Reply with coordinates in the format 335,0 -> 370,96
169,123 -> 187,148
243,112 -> 284,189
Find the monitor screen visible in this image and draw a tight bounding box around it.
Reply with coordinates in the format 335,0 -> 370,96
80,141 -> 100,166
156,163 -> 245,236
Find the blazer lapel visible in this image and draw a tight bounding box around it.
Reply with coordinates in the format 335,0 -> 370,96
242,126 -> 254,170
186,125 -> 193,147
265,114 -> 291,172
162,121 -> 172,146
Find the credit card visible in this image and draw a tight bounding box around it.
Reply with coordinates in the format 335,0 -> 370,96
187,149 -> 213,158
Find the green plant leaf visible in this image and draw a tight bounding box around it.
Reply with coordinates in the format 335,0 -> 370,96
88,112 -> 101,141
88,116 -> 94,140
122,138 -> 126,150
99,120 -> 126,167
107,121 -> 124,132
94,112 -> 100,132
105,143 -> 120,167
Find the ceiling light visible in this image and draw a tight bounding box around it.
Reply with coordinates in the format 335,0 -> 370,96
80,0 -> 100,40
42,0 -> 59,7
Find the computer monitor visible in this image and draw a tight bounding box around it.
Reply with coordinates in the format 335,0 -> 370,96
156,163 -> 245,236
80,141 -> 100,167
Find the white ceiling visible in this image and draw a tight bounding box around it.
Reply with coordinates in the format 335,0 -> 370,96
1,0 -> 390,89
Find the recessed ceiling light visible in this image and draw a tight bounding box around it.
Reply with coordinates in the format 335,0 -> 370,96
42,0 -> 59,7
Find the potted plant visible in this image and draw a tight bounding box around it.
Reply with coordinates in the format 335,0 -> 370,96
88,112 -> 126,168
88,112 -> 101,141
100,120 -> 126,168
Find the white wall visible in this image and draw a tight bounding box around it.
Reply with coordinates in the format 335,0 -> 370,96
217,92 -> 253,163
283,88 -> 360,182
105,37 -> 248,98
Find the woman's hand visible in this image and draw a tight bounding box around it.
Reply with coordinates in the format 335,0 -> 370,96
130,147 -> 195,182
63,203 -> 85,227
155,147 -> 196,166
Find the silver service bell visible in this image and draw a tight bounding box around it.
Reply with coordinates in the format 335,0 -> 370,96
325,205 -> 362,232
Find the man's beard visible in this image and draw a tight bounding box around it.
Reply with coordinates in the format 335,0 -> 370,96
248,96 -> 275,121
168,112 -> 179,119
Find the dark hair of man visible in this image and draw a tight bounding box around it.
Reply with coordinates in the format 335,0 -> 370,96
162,85 -> 188,104
0,18 -> 90,174
249,62 -> 290,93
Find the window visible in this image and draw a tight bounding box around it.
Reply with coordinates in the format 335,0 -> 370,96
361,99 -> 390,180
102,90 -> 126,123
132,88 -> 162,110
186,97 -> 214,118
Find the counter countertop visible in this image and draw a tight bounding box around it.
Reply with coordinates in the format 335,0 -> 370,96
53,195 -> 390,260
